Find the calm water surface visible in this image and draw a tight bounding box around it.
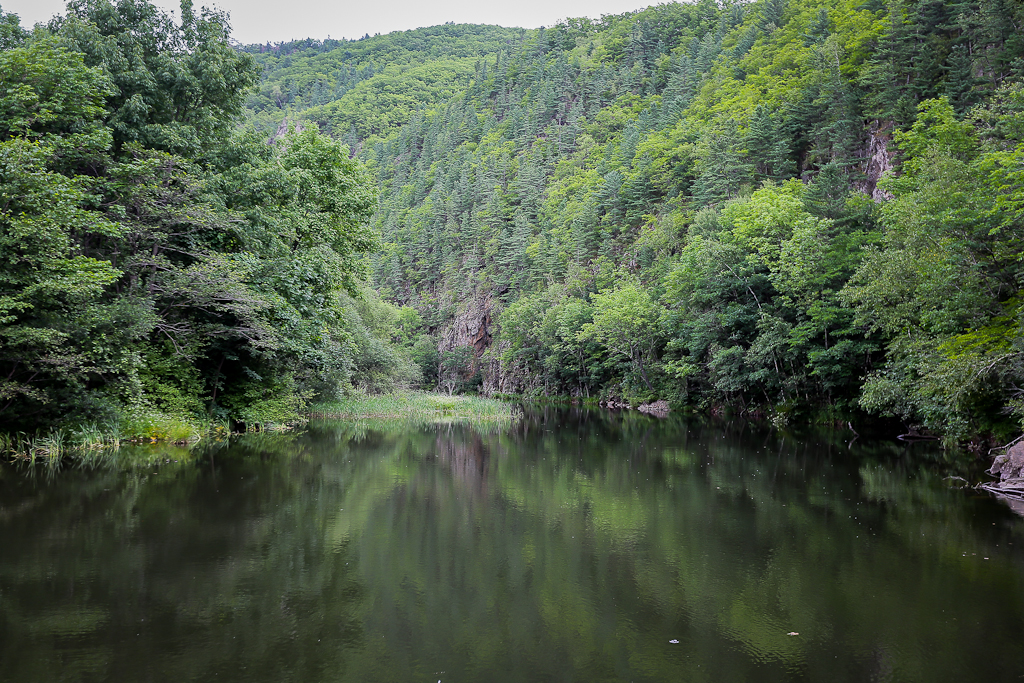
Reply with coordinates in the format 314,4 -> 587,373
1,408 -> 1023,682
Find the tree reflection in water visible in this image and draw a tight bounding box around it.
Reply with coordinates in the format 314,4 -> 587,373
0,409 -> 1022,682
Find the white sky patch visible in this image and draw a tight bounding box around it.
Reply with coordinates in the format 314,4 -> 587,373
2,0 -> 658,44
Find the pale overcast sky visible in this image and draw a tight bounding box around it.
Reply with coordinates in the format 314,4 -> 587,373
2,0 -> 658,44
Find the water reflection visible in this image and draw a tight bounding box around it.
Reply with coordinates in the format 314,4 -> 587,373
1,410 -> 1023,682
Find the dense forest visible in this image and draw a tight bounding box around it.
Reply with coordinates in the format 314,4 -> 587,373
264,0 -> 1022,443
240,24 -> 524,143
0,0 -> 417,439
2,0 -> 1024,443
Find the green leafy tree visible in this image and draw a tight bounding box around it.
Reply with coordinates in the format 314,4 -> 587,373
0,1 -> 383,432
845,97 -> 1024,438
56,0 -> 259,156
579,281 -> 661,393
0,39 -> 123,422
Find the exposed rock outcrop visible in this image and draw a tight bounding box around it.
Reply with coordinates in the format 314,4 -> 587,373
856,119 -> 896,201
990,441 -> 1024,480
269,117 -> 305,143
439,296 -> 493,358
980,438 -> 1024,510
600,399 -> 631,409
481,337 -> 522,396
436,296 -> 497,391
637,400 -> 670,416
435,296 -> 549,396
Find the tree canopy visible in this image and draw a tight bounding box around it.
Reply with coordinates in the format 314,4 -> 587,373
317,0 -> 1024,442
4,0 -> 1024,443
0,1 -> 400,435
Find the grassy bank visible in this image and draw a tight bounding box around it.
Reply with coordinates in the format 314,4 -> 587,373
308,391 -> 519,428
0,419 -> 229,464
1,393 -> 517,464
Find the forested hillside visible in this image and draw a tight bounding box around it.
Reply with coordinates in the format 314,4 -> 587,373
303,0 -> 1023,441
3,0 -> 1024,444
240,25 -> 523,144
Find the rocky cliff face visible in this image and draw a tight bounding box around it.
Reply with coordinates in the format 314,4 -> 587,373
480,339 -> 544,396
439,296 -> 493,357
436,295 -> 547,395
857,120 -> 896,201
437,296 -> 495,388
269,117 -> 306,143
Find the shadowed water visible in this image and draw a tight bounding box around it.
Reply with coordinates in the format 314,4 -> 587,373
1,408 -> 1022,682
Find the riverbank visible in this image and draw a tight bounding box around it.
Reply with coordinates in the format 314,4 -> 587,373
0,420 -> 227,464
308,391 -> 518,427
1,392 -> 517,464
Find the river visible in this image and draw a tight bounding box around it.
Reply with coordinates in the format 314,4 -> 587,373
1,408 -> 1022,682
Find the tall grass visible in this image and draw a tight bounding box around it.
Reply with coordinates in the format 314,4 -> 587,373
0,430 -> 67,464
309,391 -> 519,429
119,408 -> 206,443
71,422 -> 122,450
2,393 -> 515,465
1,414 -> 229,465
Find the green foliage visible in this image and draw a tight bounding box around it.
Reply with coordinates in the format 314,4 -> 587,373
118,404 -> 204,441
0,45 -> 122,420
239,24 -> 522,140
337,0 -> 1024,440
6,0 -> 1024,441
57,0 -> 260,156
0,0 -> 401,437
580,281 -> 661,393
344,287 -> 423,394
0,5 -> 26,50
309,390 -> 517,428
844,96 -> 1024,439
